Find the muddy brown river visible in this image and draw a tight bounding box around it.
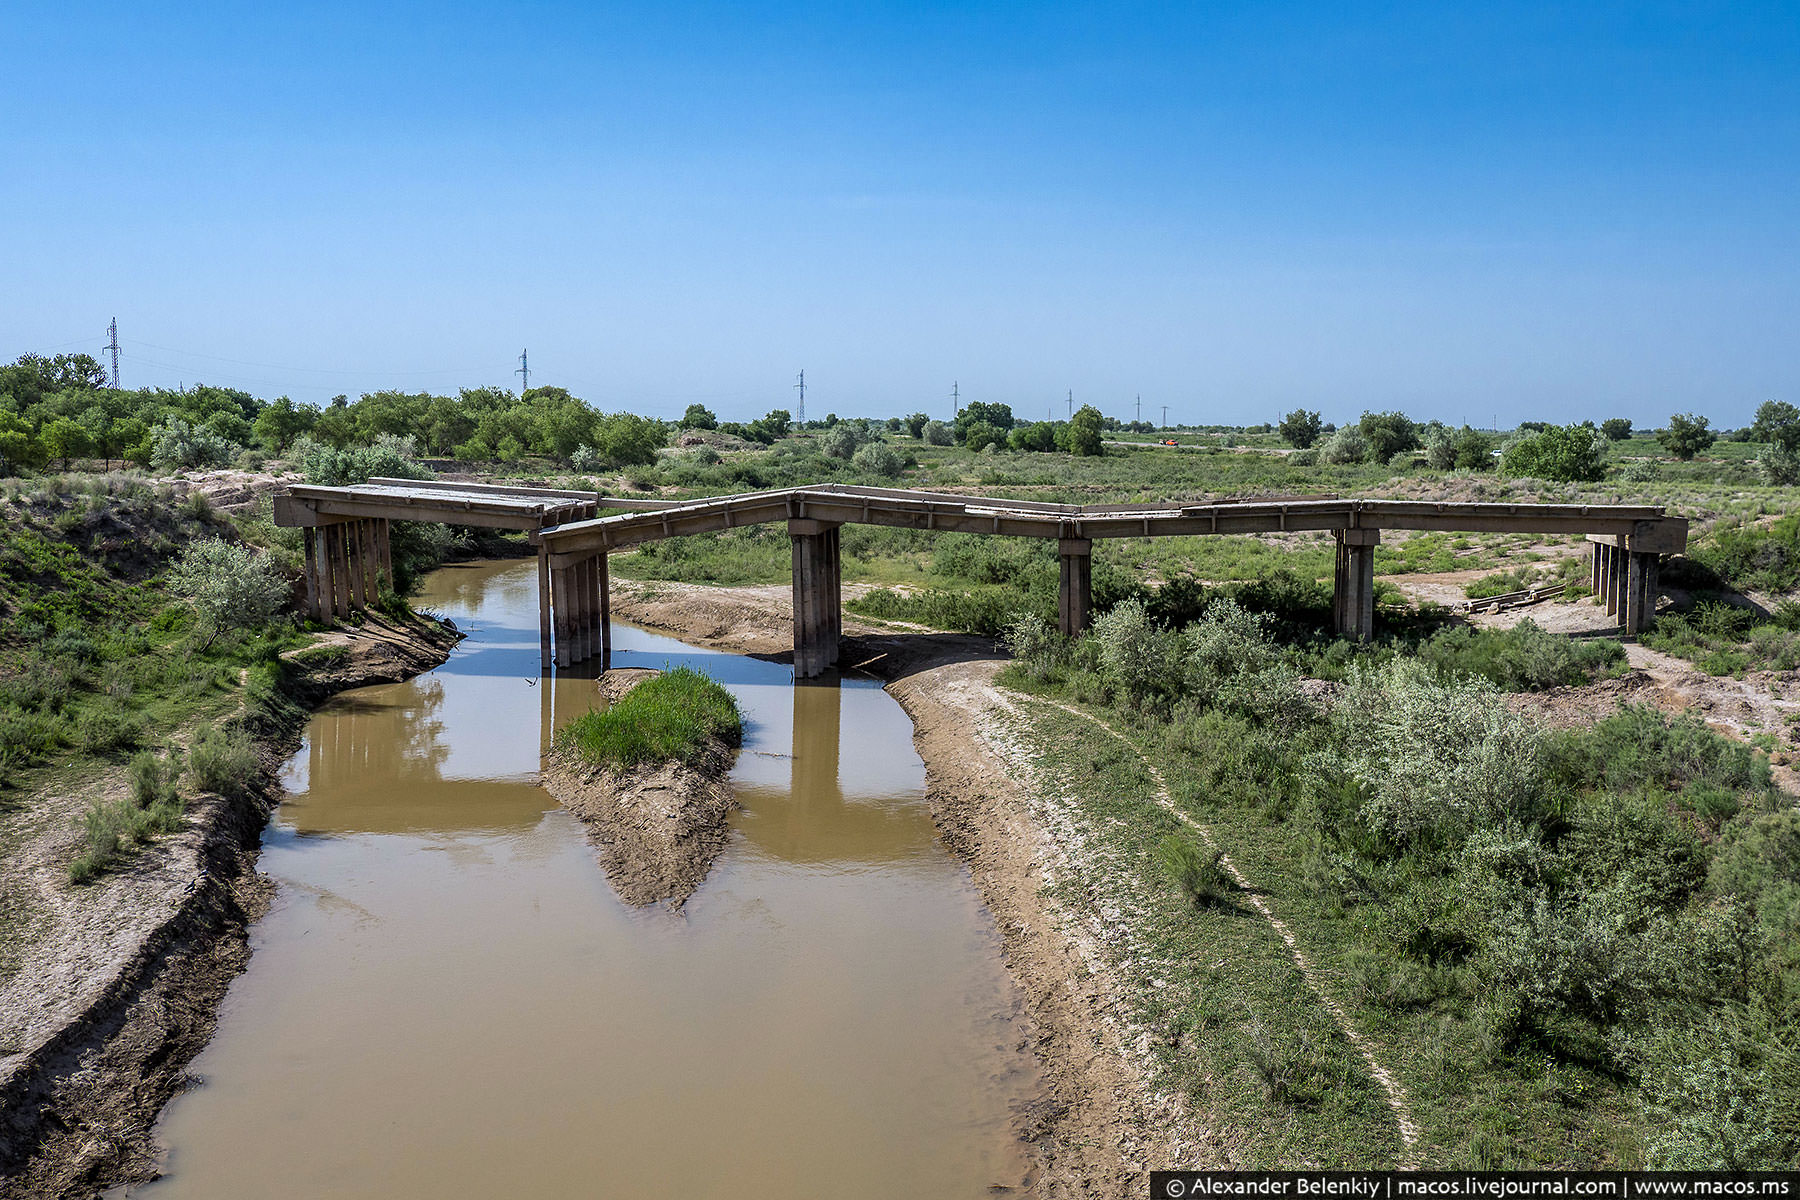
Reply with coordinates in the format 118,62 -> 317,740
131,559 -> 1038,1198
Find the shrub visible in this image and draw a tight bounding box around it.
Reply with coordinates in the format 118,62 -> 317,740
1156,833 -> 1231,906
1601,418 -> 1634,441
922,420 -> 953,446
1756,441 -> 1800,486
1092,597 -> 1184,702
292,433 -> 431,486
151,418 -> 236,472
1318,426 -> 1368,465
557,666 -> 741,769
187,726 -> 260,799
1501,423 -> 1608,482
1692,515 -> 1800,594
1333,660 -> 1547,851
850,442 -> 904,478
165,539 -> 289,647
1358,411 -> 1419,463
1419,621 -> 1625,691
820,424 -> 861,459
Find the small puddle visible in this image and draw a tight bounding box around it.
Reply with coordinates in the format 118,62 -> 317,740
132,559 -> 1038,1199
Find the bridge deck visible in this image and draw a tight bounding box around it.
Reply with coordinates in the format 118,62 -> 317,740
531,483 -> 1682,566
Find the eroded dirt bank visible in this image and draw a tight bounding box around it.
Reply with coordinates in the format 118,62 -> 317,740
612,578 -> 1207,1195
541,669 -> 741,909
0,614 -> 460,1200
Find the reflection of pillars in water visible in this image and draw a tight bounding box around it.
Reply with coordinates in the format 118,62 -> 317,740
790,678 -> 844,814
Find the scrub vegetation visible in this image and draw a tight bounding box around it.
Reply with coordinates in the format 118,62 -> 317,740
1000,606 -> 1799,1168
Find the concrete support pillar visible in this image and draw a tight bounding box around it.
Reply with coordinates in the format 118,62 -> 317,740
537,547 -> 553,672
1333,528 -> 1380,641
1058,538 -> 1093,637
552,565 -> 572,669
790,519 -> 842,679
359,520 -> 378,607
598,552 -> 611,661
331,523 -> 353,620
303,527 -> 320,620
579,553 -> 597,662
1607,545 -> 1628,618
1589,541 -> 1601,594
376,518 -> 393,593
1622,551 -> 1661,635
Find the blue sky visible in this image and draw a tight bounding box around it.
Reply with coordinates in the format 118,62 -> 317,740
3,1 -> 1795,426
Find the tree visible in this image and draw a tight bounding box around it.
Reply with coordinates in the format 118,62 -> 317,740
758,409 -> 791,439
1060,404 -> 1105,456
165,539 -> 289,649
904,412 -> 928,438
1659,413 -> 1716,461
1357,411 -> 1419,463
953,401 -> 1014,444
922,420 -> 952,446
253,396 -> 316,455
680,403 -> 717,430
591,413 -> 665,466
851,443 -> 904,478
1008,421 -> 1059,452
1600,418 -> 1634,442
1318,426 -> 1368,465
40,416 -> 94,470
151,418 -> 235,472
1749,401 -> 1800,452
0,411 -> 44,475
1501,422 -> 1608,482
961,420 -> 1005,452
1278,409 -> 1323,449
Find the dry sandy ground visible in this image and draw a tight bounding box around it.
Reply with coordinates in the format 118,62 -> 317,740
613,578 -> 1213,1195
0,616 -> 458,1199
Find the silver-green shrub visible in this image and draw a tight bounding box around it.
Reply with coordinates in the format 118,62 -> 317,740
1332,659 -> 1546,848
165,538 -> 289,647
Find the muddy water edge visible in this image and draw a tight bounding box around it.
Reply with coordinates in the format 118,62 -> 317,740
125,558 -> 1040,1199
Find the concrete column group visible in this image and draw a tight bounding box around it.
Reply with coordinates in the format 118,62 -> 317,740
1058,538 -> 1093,637
546,550 -> 610,670
790,519 -> 842,679
1332,528 -> 1379,641
302,517 -> 393,623
1590,538 -> 1661,635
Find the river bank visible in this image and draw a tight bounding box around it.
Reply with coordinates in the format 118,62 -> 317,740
0,611 -> 460,1199
610,577 -> 1215,1194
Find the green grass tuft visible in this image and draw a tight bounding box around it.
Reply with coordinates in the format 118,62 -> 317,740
557,666 -> 741,770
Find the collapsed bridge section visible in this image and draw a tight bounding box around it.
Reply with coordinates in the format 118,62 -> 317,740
274,480 -> 1687,677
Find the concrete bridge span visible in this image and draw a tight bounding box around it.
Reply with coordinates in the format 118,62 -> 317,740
274,480 -> 1688,678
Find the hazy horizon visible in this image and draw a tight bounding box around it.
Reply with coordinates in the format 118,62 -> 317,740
5,2 -> 1795,428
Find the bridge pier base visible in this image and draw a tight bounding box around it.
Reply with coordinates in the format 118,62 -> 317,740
546,550 -> 610,670
790,519 -> 841,679
1058,538 -> 1092,637
1333,528 -> 1379,640
1587,535 -> 1663,636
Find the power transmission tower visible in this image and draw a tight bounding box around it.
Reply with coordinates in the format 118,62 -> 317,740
951,381 -> 959,417
516,349 -> 530,394
1161,405 -> 1169,429
1067,389 -> 1073,418
794,370 -> 806,422
1135,393 -> 1141,424
105,318 -> 120,389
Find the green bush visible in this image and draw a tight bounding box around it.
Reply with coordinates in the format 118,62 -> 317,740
557,666 -> 741,770
1419,621 -> 1624,691
1333,660 -> 1548,851
187,726 -> 261,799
1501,423 -> 1608,482
165,538 -> 289,647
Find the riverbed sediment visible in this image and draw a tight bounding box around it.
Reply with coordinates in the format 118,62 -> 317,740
0,612 -> 460,1199
610,577 -> 1211,1195
542,669 -> 742,909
